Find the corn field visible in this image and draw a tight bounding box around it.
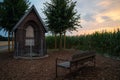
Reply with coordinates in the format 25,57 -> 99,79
46,29 -> 120,57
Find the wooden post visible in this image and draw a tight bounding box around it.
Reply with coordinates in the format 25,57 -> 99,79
56,58 -> 58,78
12,32 -> 14,51
59,33 -> 62,50
64,31 -> 66,49
8,31 -> 10,53
55,34 -> 57,49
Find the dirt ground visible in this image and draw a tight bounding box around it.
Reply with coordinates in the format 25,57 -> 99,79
0,50 -> 120,80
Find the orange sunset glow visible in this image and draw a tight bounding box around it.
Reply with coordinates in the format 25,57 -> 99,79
66,0 -> 120,36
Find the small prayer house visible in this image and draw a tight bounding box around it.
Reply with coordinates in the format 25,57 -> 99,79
12,5 -> 47,58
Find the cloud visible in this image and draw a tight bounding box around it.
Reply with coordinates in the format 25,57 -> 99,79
97,0 -> 111,8
96,0 -> 120,21
79,0 -> 120,22
29,0 -> 120,36
103,9 -> 120,21
76,0 -> 120,35
101,16 -> 111,21
83,13 -> 95,22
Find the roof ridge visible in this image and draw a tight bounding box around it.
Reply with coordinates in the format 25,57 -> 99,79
12,5 -> 47,32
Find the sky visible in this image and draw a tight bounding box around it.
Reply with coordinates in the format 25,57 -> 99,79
0,0 -> 120,36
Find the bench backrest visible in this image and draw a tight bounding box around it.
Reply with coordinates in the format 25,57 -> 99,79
71,51 -> 95,62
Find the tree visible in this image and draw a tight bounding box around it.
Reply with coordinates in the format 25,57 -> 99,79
43,0 -> 80,49
0,0 -> 30,52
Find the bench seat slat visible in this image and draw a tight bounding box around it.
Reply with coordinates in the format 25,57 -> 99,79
57,61 -> 70,69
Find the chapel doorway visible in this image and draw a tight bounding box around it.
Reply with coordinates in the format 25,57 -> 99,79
25,25 -> 35,56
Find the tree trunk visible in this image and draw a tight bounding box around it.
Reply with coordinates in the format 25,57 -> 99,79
55,34 -> 57,49
8,31 -> 10,53
59,33 -> 62,50
64,32 -> 66,49
12,32 -> 14,51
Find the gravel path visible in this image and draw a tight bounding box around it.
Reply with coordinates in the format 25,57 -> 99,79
0,50 -> 120,80
0,45 -> 12,51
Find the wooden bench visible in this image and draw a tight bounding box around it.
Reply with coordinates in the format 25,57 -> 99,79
56,51 -> 96,77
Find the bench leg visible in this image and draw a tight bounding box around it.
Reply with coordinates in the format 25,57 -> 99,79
94,58 -> 96,68
56,60 -> 58,78
69,67 -> 71,73
56,65 -> 57,78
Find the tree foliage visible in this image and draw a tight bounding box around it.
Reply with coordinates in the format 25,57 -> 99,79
0,0 -> 30,52
0,0 -> 30,32
43,0 -> 80,34
43,0 -> 80,49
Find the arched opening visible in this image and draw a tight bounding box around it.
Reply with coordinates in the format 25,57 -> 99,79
25,25 -> 35,46
25,25 -> 36,57
26,25 -> 34,38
